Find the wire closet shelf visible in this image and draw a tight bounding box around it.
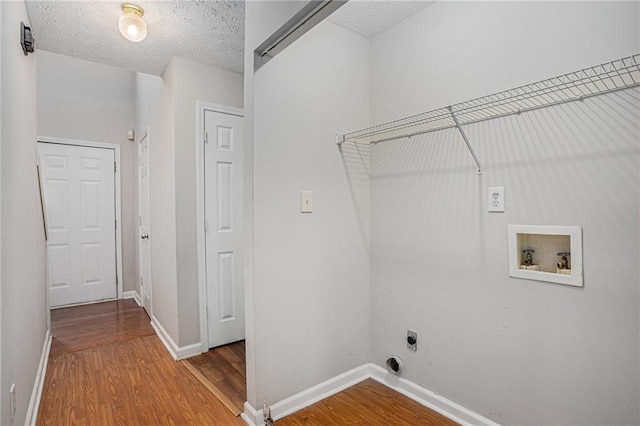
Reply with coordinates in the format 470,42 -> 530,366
338,54 -> 640,146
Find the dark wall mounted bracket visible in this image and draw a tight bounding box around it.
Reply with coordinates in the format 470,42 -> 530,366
21,21 -> 35,55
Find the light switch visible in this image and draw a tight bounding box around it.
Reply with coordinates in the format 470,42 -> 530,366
488,187 -> 504,212
301,191 -> 312,213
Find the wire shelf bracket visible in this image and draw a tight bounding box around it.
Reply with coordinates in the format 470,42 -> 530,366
337,54 -> 640,173
448,106 -> 482,174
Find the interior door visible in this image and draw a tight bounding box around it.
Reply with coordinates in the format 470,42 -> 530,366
38,142 -> 117,307
204,109 -> 245,348
138,131 -> 152,315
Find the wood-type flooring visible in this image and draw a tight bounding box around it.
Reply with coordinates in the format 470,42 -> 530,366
182,340 -> 246,415
38,299 -> 458,425
279,379 -> 459,425
37,299 -> 243,425
49,299 -> 155,357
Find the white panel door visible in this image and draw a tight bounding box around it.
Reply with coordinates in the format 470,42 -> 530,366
138,131 -> 152,315
204,109 -> 245,348
39,143 -> 117,307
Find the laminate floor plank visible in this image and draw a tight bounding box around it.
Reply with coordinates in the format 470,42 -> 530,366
39,299 -> 242,425
38,336 -> 243,425
49,299 -> 155,358
41,300 -> 457,425
278,379 -> 459,425
183,340 -> 247,416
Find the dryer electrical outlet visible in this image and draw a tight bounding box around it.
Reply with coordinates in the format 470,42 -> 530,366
407,330 -> 417,351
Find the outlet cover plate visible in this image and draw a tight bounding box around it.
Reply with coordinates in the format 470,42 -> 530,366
488,186 -> 504,212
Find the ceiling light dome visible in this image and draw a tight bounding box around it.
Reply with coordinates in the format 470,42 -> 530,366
119,3 -> 147,43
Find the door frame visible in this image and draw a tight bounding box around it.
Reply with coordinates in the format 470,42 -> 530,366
38,136 -> 124,306
196,102 -> 244,353
137,127 -> 152,314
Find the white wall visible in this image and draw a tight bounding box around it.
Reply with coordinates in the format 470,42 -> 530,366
0,2 -> 47,424
172,57 -> 243,346
134,58 -> 243,349
368,2 -> 639,424
251,19 -> 371,406
0,6 -> 3,421
148,61 -> 180,342
370,2 -> 638,124
244,0 -> 311,408
37,51 -> 137,293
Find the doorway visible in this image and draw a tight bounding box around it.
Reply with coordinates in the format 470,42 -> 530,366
192,103 -> 246,414
38,139 -> 123,307
198,104 -> 245,349
137,128 -> 152,316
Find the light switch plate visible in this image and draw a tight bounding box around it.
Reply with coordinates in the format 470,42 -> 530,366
488,187 -> 504,212
301,191 -> 312,213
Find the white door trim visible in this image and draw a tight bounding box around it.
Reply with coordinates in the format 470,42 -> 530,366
196,102 -> 244,353
137,127 -> 152,316
37,136 -> 124,303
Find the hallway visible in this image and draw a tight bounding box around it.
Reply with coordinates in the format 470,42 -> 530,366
37,299 -> 242,425
36,299 -> 463,425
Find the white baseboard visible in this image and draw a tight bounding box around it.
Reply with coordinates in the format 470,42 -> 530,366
176,343 -> 202,360
123,290 -> 142,306
242,363 -> 497,426
243,364 -> 369,426
367,364 -> 499,426
150,316 -> 179,360
150,316 -> 202,361
241,401 -> 263,426
50,297 -> 117,310
272,364 -> 370,420
25,329 -> 52,426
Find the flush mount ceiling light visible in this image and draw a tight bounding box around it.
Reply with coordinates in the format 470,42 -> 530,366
119,3 -> 147,42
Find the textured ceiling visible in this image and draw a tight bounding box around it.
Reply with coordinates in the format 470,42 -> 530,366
26,1 -> 245,76
327,0 -> 436,40
25,0 -> 435,76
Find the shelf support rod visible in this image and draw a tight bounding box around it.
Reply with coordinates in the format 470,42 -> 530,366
448,106 -> 482,175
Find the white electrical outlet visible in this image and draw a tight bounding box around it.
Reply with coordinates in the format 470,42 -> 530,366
301,190 -> 312,213
10,383 -> 16,421
488,187 -> 504,212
